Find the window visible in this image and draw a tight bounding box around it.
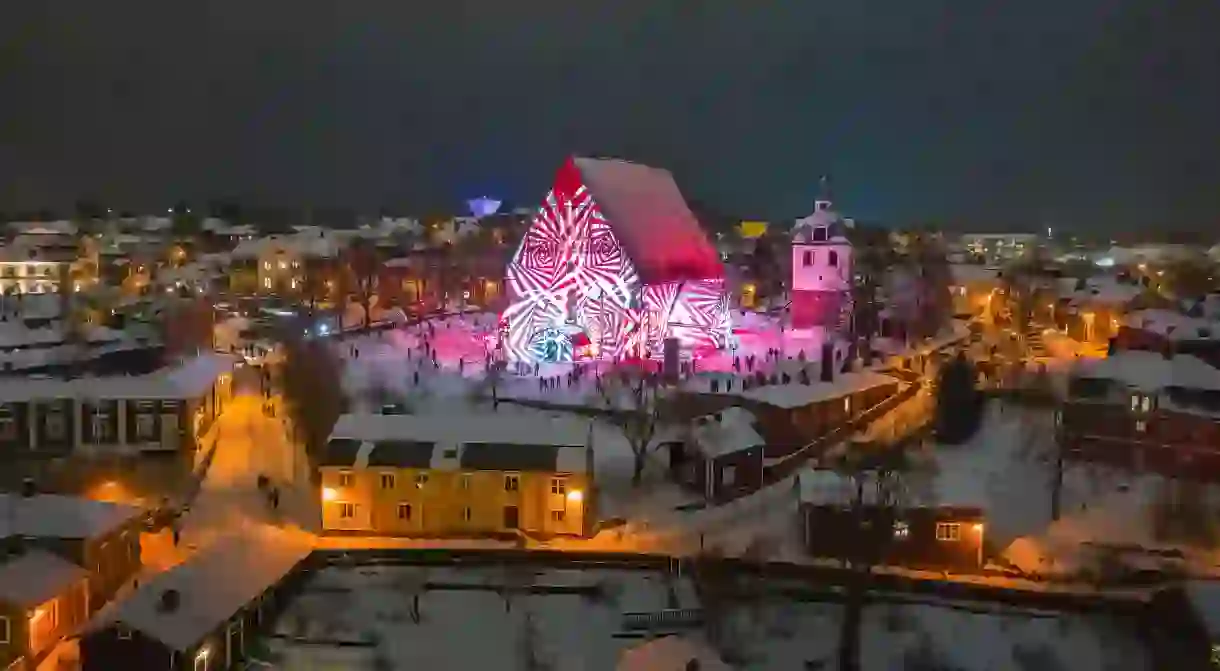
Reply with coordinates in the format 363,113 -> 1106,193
1136,420 -> 1147,433
1131,394 -> 1153,413
397,503 -> 412,520
462,507 -> 472,522
550,478 -> 566,495
551,510 -> 566,522
722,465 -> 737,486
504,474 -> 520,492
380,473 -> 396,489
828,250 -> 839,267
195,647 -> 210,671
135,414 -> 156,441
460,473 -> 471,490
802,251 -> 812,267
339,503 -> 357,519
935,522 -> 961,542
0,615 -> 8,644
338,472 -> 353,487
262,261 -> 271,270
91,412 -> 113,442
893,522 -> 910,539
117,625 -> 133,640
843,397 -> 851,413
415,472 -> 429,487
0,416 -> 15,441
262,277 -> 272,289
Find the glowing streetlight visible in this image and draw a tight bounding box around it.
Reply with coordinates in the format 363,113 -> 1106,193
566,490 -> 583,503
321,487 -> 338,502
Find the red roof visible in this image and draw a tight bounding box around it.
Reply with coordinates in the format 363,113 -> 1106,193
554,157 -> 724,285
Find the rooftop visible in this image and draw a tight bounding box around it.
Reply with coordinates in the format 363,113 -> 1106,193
1074,350 -> 1220,393
0,352 -> 235,403
691,406 -> 765,458
0,493 -> 143,540
0,550 -> 90,607
98,524 -> 313,652
738,370 -> 898,409
1123,309 -> 1220,342
330,412 -> 593,447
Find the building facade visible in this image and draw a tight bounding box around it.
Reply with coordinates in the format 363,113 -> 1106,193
319,414 -> 595,538
789,195 -> 854,335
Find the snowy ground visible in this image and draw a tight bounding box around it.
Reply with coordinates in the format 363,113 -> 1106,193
257,564 -> 1150,670
335,310 -> 860,412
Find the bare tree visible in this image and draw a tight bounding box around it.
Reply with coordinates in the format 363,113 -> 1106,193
344,238 -> 379,328
604,371 -> 664,487
280,336 -> 343,481
392,567 -> 429,624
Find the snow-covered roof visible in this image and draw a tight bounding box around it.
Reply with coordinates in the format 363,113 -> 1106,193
1123,309 -> 1220,342
0,493 -> 142,540
798,468 -> 879,506
1074,350 -> 1220,393
0,549 -> 91,607
949,263 -> 1002,285
691,406 -> 764,457
99,525 -> 312,652
230,232 -> 345,260
6,220 -> 77,236
569,156 -> 724,284
739,370 -> 898,409
616,635 -> 730,671
0,353 -> 235,403
1064,276 -> 1144,307
331,412 -> 592,447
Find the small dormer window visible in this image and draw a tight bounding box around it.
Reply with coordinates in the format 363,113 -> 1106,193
812,226 -> 828,242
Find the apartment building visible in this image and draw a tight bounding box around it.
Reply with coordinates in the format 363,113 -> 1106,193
319,413 -> 595,538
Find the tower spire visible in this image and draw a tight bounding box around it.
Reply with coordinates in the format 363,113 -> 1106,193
816,175 -> 833,212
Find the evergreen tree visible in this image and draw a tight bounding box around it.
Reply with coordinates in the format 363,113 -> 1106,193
933,353 -> 983,444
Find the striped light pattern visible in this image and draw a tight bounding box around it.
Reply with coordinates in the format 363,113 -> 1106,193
501,172 -> 730,363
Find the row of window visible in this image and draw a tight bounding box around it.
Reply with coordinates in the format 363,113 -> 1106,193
889,521 -> 966,542
336,502 -> 568,523
800,249 -> 840,268
0,412 -> 166,442
343,471 -> 567,494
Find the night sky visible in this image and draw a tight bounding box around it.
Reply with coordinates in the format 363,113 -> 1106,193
2,1 -> 1218,229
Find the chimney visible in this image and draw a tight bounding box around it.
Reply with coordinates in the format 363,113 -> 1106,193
157,589 -> 181,613
820,343 -> 834,382
20,478 -> 37,498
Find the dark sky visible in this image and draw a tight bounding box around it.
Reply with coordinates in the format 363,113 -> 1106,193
2,1 -> 1218,229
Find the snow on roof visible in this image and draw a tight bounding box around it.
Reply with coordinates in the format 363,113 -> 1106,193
0,353 -> 234,402
1123,309 -> 1220,341
0,549 -> 90,607
1075,350 -> 1220,392
798,468 -> 879,506
571,157 -> 723,284
692,406 -> 764,457
739,370 -> 897,409
6,220 -> 77,236
331,412 -> 593,448
616,635 -> 730,671
1066,276 -> 1144,306
101,525 -> 313,651
0,493 -> 142,540
1184,581 -> 1220,637
948,263 -> 1002,285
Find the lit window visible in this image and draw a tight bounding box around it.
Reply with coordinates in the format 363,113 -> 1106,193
278,261 -> 287,270
460,474 -> 471,490
893,522 -> 910,539
504,475 -> 519,492
415,472 -> 429,487
339,503 -> 356,519
397,503 -> 412,520
550,478 -> 566,495
380,473 -> 395,489
262,261 -> 271,270
843,397 -> 851,413
262,277 -> 272,289
462,507 -> 472,522
338,472 -> 353,487
1136,420 -> 1147,433
551,510 -> 566,522
935,522 -> 961,542
1141,396 -> 1152,412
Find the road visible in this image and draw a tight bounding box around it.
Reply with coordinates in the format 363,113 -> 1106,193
141,383 -> 312,571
